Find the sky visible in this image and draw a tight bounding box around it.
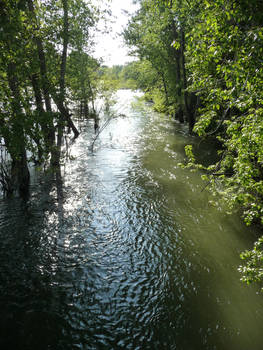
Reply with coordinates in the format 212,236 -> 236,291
93,0 -> 139,66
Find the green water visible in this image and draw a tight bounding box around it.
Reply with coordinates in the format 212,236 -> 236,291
0,90 -> 262,350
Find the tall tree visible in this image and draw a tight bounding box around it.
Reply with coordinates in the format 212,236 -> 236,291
124,0 -> 198,131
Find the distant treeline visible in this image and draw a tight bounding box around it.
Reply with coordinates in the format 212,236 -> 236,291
99,63 -> 140,90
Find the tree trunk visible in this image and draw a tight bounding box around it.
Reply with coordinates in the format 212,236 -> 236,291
31,73 -> 44,113
180,28 -> 195,132
83,100 -> 89,118
59,0 -> 68,102
31,73 -> 49,162
27,0 -> 79,167
11,150 -> 30,196
7,62 -> 30,195
171,20 -> 184,121
87,80 -> 96,116
51,94 -> 80,139
160,72 -> 169,104
28,0 -> 52,114
54,0 -> 70,167
27,0 -> 56,162
175,108 -> 184,123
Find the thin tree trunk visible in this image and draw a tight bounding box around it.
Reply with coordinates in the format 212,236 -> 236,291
7,62 -> 30,195
55,0 -> 79,139
51,94 -> 80,139
27,0 -> 56,162
181,28 -> 195,132
171,20 -> 184,122
161,72 -> 169,104
31,73 -> 45,113
31,73 -> 47,161
59,0 -> 68,102
27,0 -> 79,168
28,0 -> 52,113
54,0 -> 69,167
84,100 -> 89,118
87,80 -> 96,115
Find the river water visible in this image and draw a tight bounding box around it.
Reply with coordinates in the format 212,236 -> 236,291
0,90 -> 263,350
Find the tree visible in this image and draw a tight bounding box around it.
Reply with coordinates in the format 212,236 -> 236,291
67,51 -> 100,118
0,0 -> 103,194
180,0 -> 263,287
125,0 -> 263,288
123,0 -> 199,131
0,0 -> 31,195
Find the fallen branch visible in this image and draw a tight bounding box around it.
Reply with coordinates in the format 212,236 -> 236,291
90,112 -> 126,152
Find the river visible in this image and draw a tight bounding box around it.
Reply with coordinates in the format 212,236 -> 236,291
0,90 -> 263,350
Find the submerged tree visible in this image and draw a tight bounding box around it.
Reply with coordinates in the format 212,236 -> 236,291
67,51 -> 100,118
0,0 -> 103,195
0,1 -> 31,195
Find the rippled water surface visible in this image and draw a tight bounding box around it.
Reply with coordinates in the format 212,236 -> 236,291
1,90 -> 263,350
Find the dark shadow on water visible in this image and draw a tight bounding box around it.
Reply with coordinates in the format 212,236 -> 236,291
0,166 -> 78,350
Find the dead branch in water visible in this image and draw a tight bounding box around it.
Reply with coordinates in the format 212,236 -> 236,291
90,112 -> 126,152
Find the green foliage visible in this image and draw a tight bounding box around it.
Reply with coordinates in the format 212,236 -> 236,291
185,0 -> 263,289
124,0 -> 263,288
0,0 -> 105,193
67,50 -> 100,116
239,237 -> 263,290
184,1 -> 263,215
99,62 -> 143,91
123,0 -> 189,116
